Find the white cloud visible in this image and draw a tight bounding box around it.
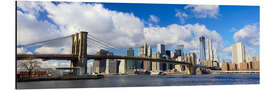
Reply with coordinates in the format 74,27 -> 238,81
184,5 -> 219,18
234,23 -> 259,47
42,2 -> 145,49
175,9 -> 188,24
222,46 -> 232,56
149,14 -> 159,23
17,10 -> 61,46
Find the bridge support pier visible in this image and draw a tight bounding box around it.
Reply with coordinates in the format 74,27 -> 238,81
71,32 -> 88,75
185,65 -> 196,75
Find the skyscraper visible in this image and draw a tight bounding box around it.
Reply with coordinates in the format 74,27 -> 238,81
118,59 -> 126,74
151,52 -> 160,71
165,50 -> 173,70
232,43 -> 245,64
144,43 -> 148,56
206,39 -> 213,66
166,50 -> 171,58
157,44 -> 166,71
137,47 -> 144,69
174,45 -> 185,59
200,36 -> 206,61
127,48 -> 135,73
93,49 -> 112,74
157,44 -> 165,55
213,48 -> 219,67
144,46 -> 152,71
206,39 -> 213,62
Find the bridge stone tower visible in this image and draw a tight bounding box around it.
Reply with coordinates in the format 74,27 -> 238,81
185,52 -> 197,75
71,31 -> 88,75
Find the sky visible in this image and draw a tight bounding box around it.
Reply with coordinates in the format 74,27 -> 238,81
16,1 -> 260,69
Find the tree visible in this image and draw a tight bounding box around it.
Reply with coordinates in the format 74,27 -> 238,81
17,60 -> 42,78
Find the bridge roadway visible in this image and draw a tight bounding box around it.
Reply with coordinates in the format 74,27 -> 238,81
16,54 -> 192,65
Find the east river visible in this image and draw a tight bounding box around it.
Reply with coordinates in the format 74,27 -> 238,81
16,74 -> 259,89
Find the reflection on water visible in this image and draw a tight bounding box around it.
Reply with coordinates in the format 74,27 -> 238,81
17,74 -> 259,89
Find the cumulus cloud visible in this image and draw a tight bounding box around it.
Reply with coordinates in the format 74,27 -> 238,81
184,5 -> 219,18
234,23 -> 259,47
41,2 -> 145,49
149,14 -> 159,23
175,9 -> 188,24
17,9 -> 61,46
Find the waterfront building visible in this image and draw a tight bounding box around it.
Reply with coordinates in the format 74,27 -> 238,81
93,49 -> 112,74
251,60 -> 260,70
105,52 -> 117,74
126,48 -> 135,73
170,51 -> 175,59
118,59 -> 126,74
229,63 -> 238,71
89,62 -> 93,74
157,44 -> 167,71
232,43 -> 245,64
151,53 -> 160,71
199,36 -> 206,62
166,50 -> 173,70
144,46 -> 152,71
221,61 -> 230,71
206,39 -> 213,66
137,46 -> 144,69
213,48 -> 219,67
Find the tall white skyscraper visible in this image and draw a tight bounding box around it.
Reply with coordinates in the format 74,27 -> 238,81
232,43 -> 245,64
213,48 -> 219,67
213,48 -> 218,62
206,39 -> 213,62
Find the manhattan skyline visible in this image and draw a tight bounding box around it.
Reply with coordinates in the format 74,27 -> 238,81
17,1 -> 259,68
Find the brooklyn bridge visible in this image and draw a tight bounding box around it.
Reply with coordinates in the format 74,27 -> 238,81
16,31 -> 211,75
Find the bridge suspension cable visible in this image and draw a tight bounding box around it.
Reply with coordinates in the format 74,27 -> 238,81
17,35 -> 73,48
87,39 -> 109,50
87,35 -> 117,49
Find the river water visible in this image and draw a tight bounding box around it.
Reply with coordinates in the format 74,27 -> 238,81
16,74 -> 259,89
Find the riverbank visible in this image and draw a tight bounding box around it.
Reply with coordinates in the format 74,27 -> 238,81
211,71 -> 260,74
16,75 -> 104,82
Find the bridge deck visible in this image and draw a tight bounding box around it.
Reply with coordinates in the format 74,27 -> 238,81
16,54 -> 191,65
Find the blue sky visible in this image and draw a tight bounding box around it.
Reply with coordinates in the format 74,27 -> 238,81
17,1 -> 260,68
